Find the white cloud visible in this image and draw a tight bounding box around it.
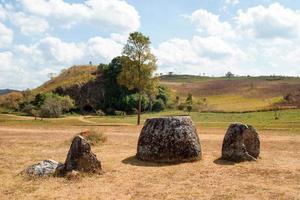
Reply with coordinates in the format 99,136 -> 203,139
87,36 -> 123,62
86,0 -> 140,32
10,12 -> 49,35
0,22 -> 13,48
186,9 -> 235,38
157,3 -> 300,76
0,51 -> 13,71
236,3 -> 300,39
0,4 -> 6,20
225,0 -> 239,6
38,37 -> 84,64
155,36 -> 246,75
0,51 -> 35,89
0,34 -> 126,89
20,0 -> 140,32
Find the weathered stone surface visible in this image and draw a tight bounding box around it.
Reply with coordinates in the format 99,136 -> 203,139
222,123 -> 260,162
56,135 -> 101,176
137,116 -> 201,163
23,159 -> 62,176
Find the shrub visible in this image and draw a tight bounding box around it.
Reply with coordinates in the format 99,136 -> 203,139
115,110 -> 126,116
177,103 -> 186,110
105,107 -> 116,115
80,129 -> 107,146
186,105 -> 192,113
40,93 -> 75,118
119,93 -> 150,113
152,99 -> 166,112
96,109 -> 106,116
156,86 -> 169,105
22,104 -> 35,115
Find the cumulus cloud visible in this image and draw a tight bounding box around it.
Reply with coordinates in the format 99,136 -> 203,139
155,36 -> 246,75
236,3 -> 300,39
0,34 -> 125,89
186,9 -> 235,38
10,12 -> 49,35
0,51 -> 13,71
87,37 -> 123,62
0,22 -> 13,48
0,4 -> 7,20
0,51 -> 35,89
38,37 -> 84,64
225,0 -> 239,6
0,0 -> 139,89
20,0 -> 140,32
157,3 -> 300,76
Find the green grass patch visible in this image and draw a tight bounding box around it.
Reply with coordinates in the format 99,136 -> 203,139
1,109 -> 300,134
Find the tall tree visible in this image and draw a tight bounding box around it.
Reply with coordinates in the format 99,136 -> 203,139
117,32 -> 158,125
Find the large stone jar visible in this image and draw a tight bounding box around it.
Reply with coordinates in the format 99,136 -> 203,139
137,116 -> 202,163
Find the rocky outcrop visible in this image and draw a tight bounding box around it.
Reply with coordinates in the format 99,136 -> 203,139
23,159 -> 62,176
222,123 -> 260,162
137,116 -> 201,163
56,135 -> 102,176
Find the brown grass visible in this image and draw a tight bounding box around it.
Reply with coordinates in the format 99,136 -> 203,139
0,124 -> 299,200
163,79 -> 300,98
78,129 -> 107,146
162,78 -> 300,112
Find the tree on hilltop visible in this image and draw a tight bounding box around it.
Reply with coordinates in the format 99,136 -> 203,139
117,32 -> 158,125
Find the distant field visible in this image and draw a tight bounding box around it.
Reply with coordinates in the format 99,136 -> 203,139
1,109 -> 300,134
161,75 -> 300,112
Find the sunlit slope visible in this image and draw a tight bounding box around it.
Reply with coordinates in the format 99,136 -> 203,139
161,75 -> 300,112
32,65 -> 97,95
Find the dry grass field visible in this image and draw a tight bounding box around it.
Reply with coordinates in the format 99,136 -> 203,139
161,76 -> 300,112
0,113 -> 299,200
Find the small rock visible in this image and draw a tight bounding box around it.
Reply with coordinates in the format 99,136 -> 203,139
23,159 -> 62,177
136,116 -> 201,163
221,123 -> 260,162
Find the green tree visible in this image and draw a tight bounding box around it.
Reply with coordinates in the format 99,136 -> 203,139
117,32 -> 158,125
186,93 -> 193,113
225,71 -> 234,80
40,93 -> 75,118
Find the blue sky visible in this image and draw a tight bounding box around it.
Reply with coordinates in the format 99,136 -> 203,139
1,0 -> 300,90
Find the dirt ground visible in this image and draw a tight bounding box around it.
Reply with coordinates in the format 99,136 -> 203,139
0,125 -> 299,200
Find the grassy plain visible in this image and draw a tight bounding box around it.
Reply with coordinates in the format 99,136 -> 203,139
0,110 -> 300,199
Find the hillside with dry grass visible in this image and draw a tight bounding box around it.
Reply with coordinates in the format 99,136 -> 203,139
3,67 -> 299,113
161,75 -> 300,112
32,65 -> 98,95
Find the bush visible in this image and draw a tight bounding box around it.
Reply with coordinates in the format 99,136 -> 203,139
105,107 -> 116,115
119,93 -> 149,113
40,93 -> 75,118
115,110 -> 126,116
80,129 -> 107,146
152,99 -> 165,112
156,86 -> 169,105
96,109 -> 106,116
22,104 -> 35,115
177,103 -> 186,110
186,105 -> 192,113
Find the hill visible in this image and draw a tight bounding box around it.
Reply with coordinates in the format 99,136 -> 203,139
161,75 -> 300,112
29,69 -> 300,113
32,65 -> 98,95
0,89 -> 20,96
